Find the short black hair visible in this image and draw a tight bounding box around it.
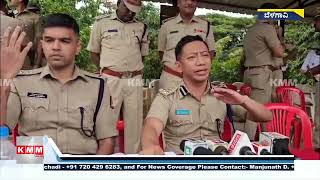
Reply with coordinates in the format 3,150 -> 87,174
43,13 -> 80,36
259,3 -> 279,9
175,35 -> 209,60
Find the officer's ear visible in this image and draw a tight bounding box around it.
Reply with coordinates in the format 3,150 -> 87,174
75,39 -> 82,55
176,60 -> 182,73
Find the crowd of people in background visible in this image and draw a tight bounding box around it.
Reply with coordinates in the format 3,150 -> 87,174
0,0 -> 319,155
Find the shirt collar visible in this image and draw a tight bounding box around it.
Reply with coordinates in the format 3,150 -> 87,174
178,80 -> 212,99
175,13 -> 198,24
111,12 -> 136,23
39,65 -> 88,82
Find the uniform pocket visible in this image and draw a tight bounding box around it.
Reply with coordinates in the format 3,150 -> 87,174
166,34 -> 180,51
20,97 -> 49,130
101,31 -> 121,49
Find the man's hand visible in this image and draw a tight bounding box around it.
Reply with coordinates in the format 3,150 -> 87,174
0,26 -> 32,79
211,87 -> 247,105
139,145 -> 164,155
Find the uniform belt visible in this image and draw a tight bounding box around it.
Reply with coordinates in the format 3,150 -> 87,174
245,65 -> 280,71
101,68 -> 142,78
163,65 -> 183,78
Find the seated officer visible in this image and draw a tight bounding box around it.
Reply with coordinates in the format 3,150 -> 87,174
140,35 -> 272,155
0,13 -> 117,155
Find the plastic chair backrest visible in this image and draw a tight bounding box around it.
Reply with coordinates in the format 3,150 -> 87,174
264,103 -> 313,149
276,86 -> 307,112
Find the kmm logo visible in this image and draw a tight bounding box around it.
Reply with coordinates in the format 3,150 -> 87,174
257,9 -> 304,20
16,136 -> 44,164
16,145 -> 44,156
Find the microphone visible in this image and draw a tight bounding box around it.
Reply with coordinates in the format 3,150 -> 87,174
252,141 -> 272,155
193,146 -> 216,155
180,139 -> 208,155
259,132 -> 291,155
260,149 -> 272,155
212,146 -> 228,155
239,146 -> 256,155
206,139 -> 229,155
227,130 -> 256,155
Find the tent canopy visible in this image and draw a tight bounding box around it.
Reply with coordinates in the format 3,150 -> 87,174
144,0 -> 319,19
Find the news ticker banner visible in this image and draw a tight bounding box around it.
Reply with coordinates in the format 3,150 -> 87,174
257,9 -> 304,20
12,136 -> 294,171
43,163 -> 294,171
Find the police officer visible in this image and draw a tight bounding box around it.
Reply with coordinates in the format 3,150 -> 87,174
300,9 -> 320,150
158,0 -> 215,90
1,14 -> 117,155
87,0 -> 149,154
10,0 -> 42,69
243,3 -> 285,140
140,35 -> 272,155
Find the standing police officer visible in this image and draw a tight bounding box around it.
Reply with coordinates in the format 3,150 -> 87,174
243,3 -> 285,140
87,0 -> 149,154
158,0 -> 215,90
10,0 -> 42,69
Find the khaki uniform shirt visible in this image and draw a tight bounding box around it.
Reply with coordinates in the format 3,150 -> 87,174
244,22 -> 280,67
6,66 -> 118,154
158,14 -> 215,69
87,13 -> 149,72
146,81 -> 247,154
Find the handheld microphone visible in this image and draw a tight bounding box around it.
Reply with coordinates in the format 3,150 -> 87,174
193,146 -> 216,155
239,146 -> 256,155
227,130 -> 256,155
212,146 -> 228,155
259,132 -> 291,155
252,141 -> 272,155
180,139 -> 208,155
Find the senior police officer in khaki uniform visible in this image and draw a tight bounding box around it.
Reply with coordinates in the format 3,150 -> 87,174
140,35 -> 272,155
158,0 -> 215,90
1,13 -> 117,154
243,3 -> 285,140
87,0 -> 149,154
10,0 -> 43,69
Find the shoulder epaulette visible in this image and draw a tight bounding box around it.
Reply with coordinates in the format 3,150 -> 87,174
158,85 -> 180,97
17,68 -> 43,76
162,15 -> 176,24
95,14 -> 110,21
82,70 -> 106,81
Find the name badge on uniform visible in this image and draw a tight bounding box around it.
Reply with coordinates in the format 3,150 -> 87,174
27,92 -> 47,99
175,109 -> 191,115
107,29 -> 118,32
170,30 -> 179,34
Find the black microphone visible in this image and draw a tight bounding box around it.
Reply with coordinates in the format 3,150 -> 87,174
180,139 -> 188,152
213,146 -> 228,155
193,146 -> 216,155
260,149 -> 272,155
239,146 -> 256,155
